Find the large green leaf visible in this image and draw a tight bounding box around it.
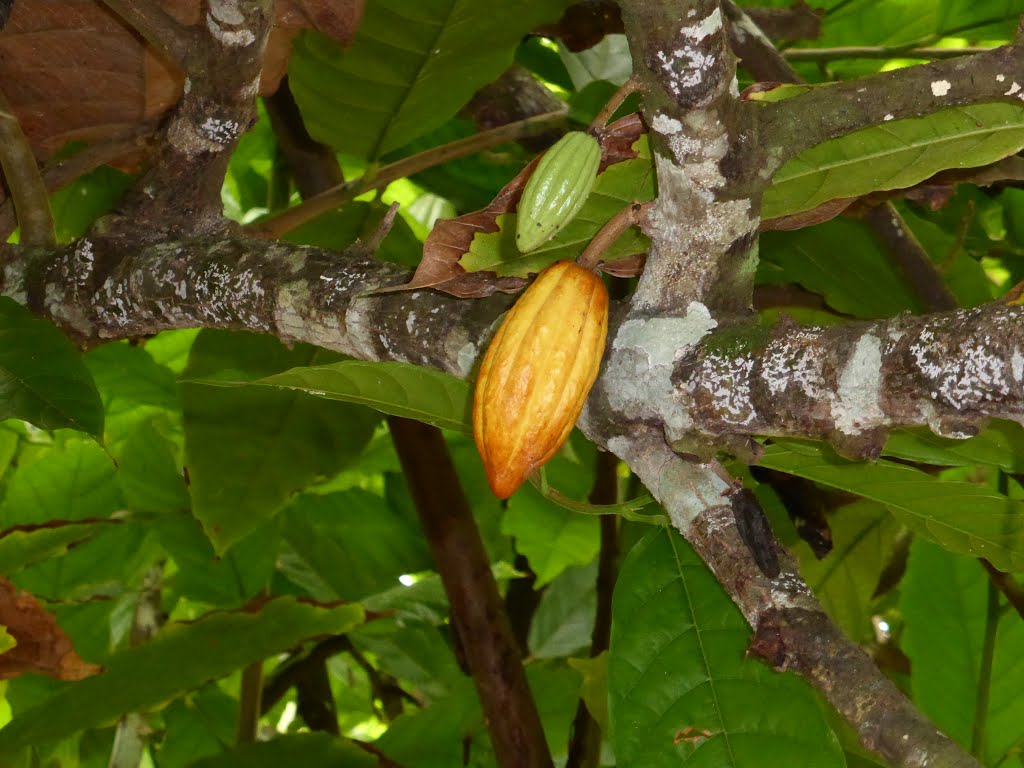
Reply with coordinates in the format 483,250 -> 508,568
0,298 -> 103,438
280,488 -> 432,601
901,540 -> 1024,763
758,218 -> 921,318
191,733 -> 376,768
462,146 -> 655,277
502,481 -> 600,587
289,0 -> 568,160
0,598 -> 365,755
181,331 -> 380,552
883,421 -> 1024,473
759,441 -> 1024,571
609,528 -> 845,767
528,562 -> 596,659
190,359 -> 472,434
155,685 -> 237,768
0,519 -> 116,575
764,104 -> 1024,219
84,342 -> 180,454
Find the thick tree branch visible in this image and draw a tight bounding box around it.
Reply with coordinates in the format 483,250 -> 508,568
762,29 -> 1024,168
101,0 -> 272,244
602,428 -> 978,768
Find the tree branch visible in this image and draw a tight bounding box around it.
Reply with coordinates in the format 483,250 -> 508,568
601,428 -> 979,768
762,30 -> 1024,168
251,109 -> 569,238
98,0 -> 195,70
784,46 -> 1000,63
389,417 -> 554,768
0,87 -> 55,247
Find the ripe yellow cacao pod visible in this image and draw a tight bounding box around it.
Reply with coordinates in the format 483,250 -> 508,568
473,260 -> 609,499
516,132 -> 601,253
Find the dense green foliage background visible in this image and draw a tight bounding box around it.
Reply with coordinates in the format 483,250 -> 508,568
1,0 -> 1024,766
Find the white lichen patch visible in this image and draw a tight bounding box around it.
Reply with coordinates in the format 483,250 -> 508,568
761,329 -> 830,400
209,0 -> 245,24
832,333 -> 884,435
694,350 -> 757,426
455,340 -> 479,377
1013,349 -> 1024,382
1005,82 -> 1021,97
909,322 -> 1016,409
605,303 -> 718,439
206,13 -> 256,47
199,117 -> 242,145
884,113 -> 894,121
930,80 -> 951,96
683,7 -> 722,41
606,435 -> 729,529
651,114 -> 683,135
997,74 -> 1006,82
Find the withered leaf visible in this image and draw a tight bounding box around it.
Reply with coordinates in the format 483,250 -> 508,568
0,576 -> 101,681
0,0 -> 363,159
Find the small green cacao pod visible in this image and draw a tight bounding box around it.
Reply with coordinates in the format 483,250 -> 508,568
516,131 -> 601,253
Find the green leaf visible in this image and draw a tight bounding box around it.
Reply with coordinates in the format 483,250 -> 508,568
351,617 -> 465,701
901,540 -> 1024,762
0,298 -> 104,438
609,528 -> 845,768
463,148 -> 655,277
792,501 -> 900,643
155,517 -> 279,608
48,164 -> 132,244
568,652 -> 609,732
758,218 -> 921,318
282,200 -> 423,268
191,733 -> 376,768
529,562 -> 596,658
764,104 -> 1024,219
758,441 -> 1024,571
190,359 -> 472,434
0,598 -> 365,755
280,489 -> 432,601
0,626 -> 16,655
117,419 -> 189,514
883,421 -> 1024,473
181,331 -> 380,552
0,439 -> 120,527
84,342 -> 180,454
0,520 -> 116,575
156,685 -> 236,768
289,0 -> 568,160
502,482 -> 600,587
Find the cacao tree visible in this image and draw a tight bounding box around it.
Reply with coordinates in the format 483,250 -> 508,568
0,1 -> 1023,767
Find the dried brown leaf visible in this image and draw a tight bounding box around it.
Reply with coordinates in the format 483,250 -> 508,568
0,576 -> 101,681
0,0 -> 363,159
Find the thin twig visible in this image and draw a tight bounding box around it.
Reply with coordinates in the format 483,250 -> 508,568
590,77 -> 641,131
783,46 -> 996,62
98,0 -> 195,69
251,109 -> 569,238
0,129 -> 156,241
237,659 -> 264,744
566,451 -> 620,768
0,88 -> 55,247
980,560 -> 1024,620
578,202 -> 649,270
970,575 -> 1000,757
